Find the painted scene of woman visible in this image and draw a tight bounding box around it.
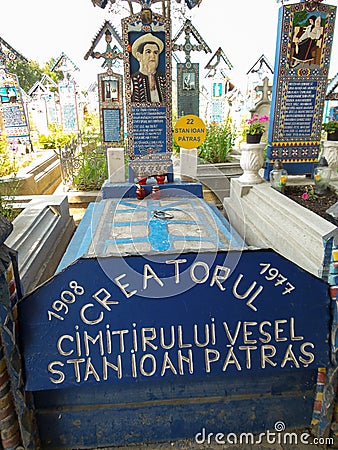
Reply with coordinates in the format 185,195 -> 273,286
291,14 -> 324,67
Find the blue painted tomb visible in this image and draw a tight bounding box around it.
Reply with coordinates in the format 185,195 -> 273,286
9,194 -> 331,448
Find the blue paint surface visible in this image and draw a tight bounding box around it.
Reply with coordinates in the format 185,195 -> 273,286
101,180 -> 203,199
148,215 -> 171,251
57,197 -> 245,272
19,249 -> 330,391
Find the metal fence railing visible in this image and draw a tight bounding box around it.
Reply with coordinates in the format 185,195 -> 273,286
55,135 -> 108,191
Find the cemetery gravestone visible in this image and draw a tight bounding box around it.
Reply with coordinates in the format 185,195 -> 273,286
205,47 -> 234,124
22,249 -> 330,390
173,19 -> 211,118
264,1 -> 336,178
85,21 -> 124,147
246,54 -> 274,111
52,53 -> 80,133
250,76 -> 272,119
58,81 -> 79,133
99,73 -> 124,146
28,75 -> 60,136
0,70 -> 31,147
0,38 -> 31,149
11,221 -> 331,448
122,7 -> 173,183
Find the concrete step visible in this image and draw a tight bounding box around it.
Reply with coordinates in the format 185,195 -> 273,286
196,160 -> 242,178
224,179 -> 338,277
5,195 -> 75,293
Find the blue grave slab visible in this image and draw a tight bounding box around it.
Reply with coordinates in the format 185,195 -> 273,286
57,196 -> 245,272
17,244 -> 331,447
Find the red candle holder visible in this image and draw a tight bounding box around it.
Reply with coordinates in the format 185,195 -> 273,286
138,176 -> 147,185
136,185 -> 146,200
155,175 -> 166,184
151,185 -> 161,200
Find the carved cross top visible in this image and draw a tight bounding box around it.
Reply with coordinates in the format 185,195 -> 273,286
173,19 -> 211,67
255,76 -> 272,103
51,53 -> 79,81
205,47 -> 233,78
93,32 -> 123,74
84,21 -> 123,74
0,37 -> 28,70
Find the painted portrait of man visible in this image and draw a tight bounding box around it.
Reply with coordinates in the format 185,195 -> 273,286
130,33 -> 166,103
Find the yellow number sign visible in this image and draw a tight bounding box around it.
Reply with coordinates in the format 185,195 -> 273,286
173,114 -> 207,149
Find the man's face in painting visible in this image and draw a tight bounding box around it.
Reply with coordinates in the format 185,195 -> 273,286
136,43 -> 160,75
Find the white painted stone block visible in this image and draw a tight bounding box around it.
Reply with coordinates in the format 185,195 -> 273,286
180,148 -> 197,181
321,140 -> 338,180
107,148 -> 125,183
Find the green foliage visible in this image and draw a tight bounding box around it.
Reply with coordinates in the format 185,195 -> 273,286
0,178 -> 20,222
293,11 -> 310,27
73,150 -> 107,191
322,120 -> 338,134
172,115 -> 180,155
0,156 -> 18,177
293,10 -> 324,27
80,113 -> 101,150
172,136 -> 180,156
39,124 -> 77,149
198,117 -> 237,164
0,134 -> 8,154
0,133 -> 18,176
41,58 -> 63,87
7,57 -> 63,93
0,132 -> 33,177
7,59 -> 43,92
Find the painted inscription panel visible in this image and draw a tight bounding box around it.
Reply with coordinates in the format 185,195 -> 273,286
19,250 -> 330,391
58,81 -> 79,133
264,2 -> 336,177
132,106 -> 166,155
98,72 -> 124,146
103,109 -> 121,143
177,63 -> 199,117
0,69 -> 30,143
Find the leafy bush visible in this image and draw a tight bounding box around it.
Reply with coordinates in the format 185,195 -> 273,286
322,120 -> 338,134
198,116 -> 237,164
0,157 -> 18,177
73,150 -> 107,191
39,123 -> 77,149
0,178 -> 20,221
0,134 -> 7,154
0,134 -> 18,176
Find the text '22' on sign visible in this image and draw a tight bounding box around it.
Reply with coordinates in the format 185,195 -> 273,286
173,114 -> 206,149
